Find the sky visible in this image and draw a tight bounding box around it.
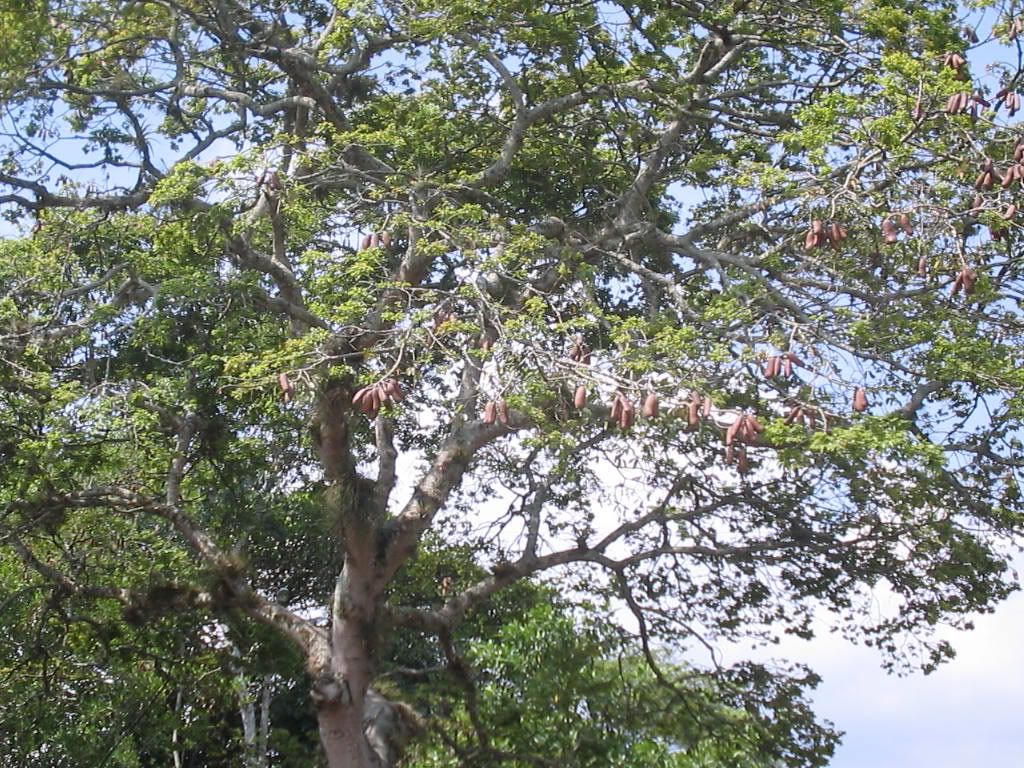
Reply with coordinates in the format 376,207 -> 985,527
746,557 -> 1024,767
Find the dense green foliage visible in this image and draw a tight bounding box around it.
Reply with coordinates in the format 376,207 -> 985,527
2,0 -> 1024,765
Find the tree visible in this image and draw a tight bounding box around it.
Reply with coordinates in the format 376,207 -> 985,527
2,0 -> 1024,765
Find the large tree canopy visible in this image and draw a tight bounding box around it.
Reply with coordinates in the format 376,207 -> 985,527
2,0 -> 1024,765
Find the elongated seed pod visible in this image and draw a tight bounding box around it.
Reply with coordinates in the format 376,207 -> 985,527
737,447 -> 749,474
951,272 -> 964,295
853,387 -> 868,413
804,229 -> 816,251
352,386 -> 371,407
739,415 -> 754,443
899,213 -> 913,235
483,400 -> 497,424
688,400 -> 700,428
278,373 -> 294,402
497,399 -> 510,426
385,378 -> 404,403
918,255 -> 927,276
380,231 -> 391,248
725,415 -> 742,446
610,396 -> 623,423
1004,204 -> 1017,220
621,398 -> 635,429
574,385 -> 587,409
881,218 -> 898,244
702,396 -> 712,418
784,406 -> 802,425
783,356 -> 793,377
360,233 -> 372,251
642,393 -> 659,418
370,233 -> 380,248
961,268 -> 976,294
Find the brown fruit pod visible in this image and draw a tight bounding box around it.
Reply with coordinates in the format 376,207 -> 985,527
702,396 -> 712,418
853,387 -> 868,413
573,385 -> 587,409
974,171 -> 989,190
278,372 -> 294,402
783,356 -> 793,377
610,395 -> 624,424
496,399 -> 510,426
747,415 -> 764,433
784,406 -> 802,425
620,398 -> 635,429
380,231 -> 391,248
829,222 -> 847,243
917,255 -> 927,276
370,233 -> 380,248
642,392 -> 659,418
738,415 -> 753,443
961,267 -> 976,294
764,356 -> 778,379
811,219 -> 824,236
687,400 -> 700,428
899,213 -> 913,235
725,445 -> 734,464
970,194 -> 983,213
360,233 -> 372,251
352,386 -> 371,408
725,415 -> 742,446
737,447 -> 749,474
384,378 -> 404,403
951,272 -> 964,295
881,218 -> 898,244
803,229 -> 816,251
1004,204 -> 1018,220
482,400 -> 497,425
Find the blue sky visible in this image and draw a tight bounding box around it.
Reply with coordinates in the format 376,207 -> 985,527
764,555 -> 1024,766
